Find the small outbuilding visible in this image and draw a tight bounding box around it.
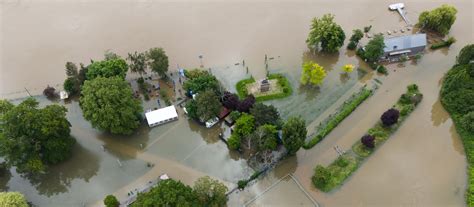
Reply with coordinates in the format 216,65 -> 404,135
145,105 -> 179,127
381,33 -> 427,60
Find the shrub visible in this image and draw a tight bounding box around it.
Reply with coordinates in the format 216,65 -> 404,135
63,77 -> 78,95
222,91 -> 240,110
356,47 -> 366,60
347,41 -> 357,50
229,111 -> 241,121
237,95 -> 255,113
312,165 -> 331,189
367,124 -> 389,138
237,180 -> 248,189
400,104 -> 415,116
350,29 -> 364,42
398,94 -> 412,105
381,108 -> 400,127
228,134 -> 241,150
364,25 -> 372,33
335,156 -> 349,167
104,195 -> 120,207
376,65 -> 388,75
43,86 -> 57,98
361,134 -> 375,148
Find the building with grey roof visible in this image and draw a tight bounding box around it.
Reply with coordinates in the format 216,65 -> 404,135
381,33 -> 427,61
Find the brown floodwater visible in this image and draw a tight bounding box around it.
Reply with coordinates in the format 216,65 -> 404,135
1,0 -> 473,206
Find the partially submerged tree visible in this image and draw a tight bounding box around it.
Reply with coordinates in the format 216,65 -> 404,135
306,14 -> 346,53
282,116 -> 307,155
234,113 -> 255,138
43,85 -> 57,99
418,4 -> 457,35
193,176 -> 228,207
195,89 -> 221,121
342,64 -> 354,73
132,179 -> 198,207
86,56 -> 129,80
380,108 -> 400,127
237,95 -> 255,113
300,61 -> 327,86
183,72 -> 220,95
363,34 -> 385,62
250,103 -> 281,127
127,51 -> 148,77
147,47 -> 169,79
0,98 -> 75,173
222,91 -> 240,110
104,195 -> 120,207
456,44 -> 474,65
80,77 -> 142,135
0,192 -> 28,207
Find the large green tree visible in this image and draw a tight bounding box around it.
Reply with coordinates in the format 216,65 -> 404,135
80,77 -> 142,135
306,14 -> 346,53
300,61 -> 327,86
104,195 -> 120,207
0,192 -> 28,207
250,103 -> 281,127
86,56 -> 128,80
128,51 -> 148,77
418,4 -> 457,35
132,179 -> 198,207
234,113 -> 255,137
0,98 -> 75,173
363,34 -> 385,62
193,176 -> 228,207
282,116 -> 307,155
195,90 -> 222,121
183,71 -> 220,95
457,44 -> 474,65
255,124 -> 278,152
147,47 -> 169,79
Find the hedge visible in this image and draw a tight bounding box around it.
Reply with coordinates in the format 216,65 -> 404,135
431,37 -> 456,50
236,77 -> 255,99
303,87 -> 373,149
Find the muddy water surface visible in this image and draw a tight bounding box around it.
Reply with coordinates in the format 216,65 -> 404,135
1,0 -> 473,206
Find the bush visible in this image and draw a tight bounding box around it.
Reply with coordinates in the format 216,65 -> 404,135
229,111 -> 241,121
237,180 -> 248,189
228,134 -> 241,150
364,25 -> 372,33
312,165 -> 331,189
367,124 -> 389,138
431,37 -> 456,49
350,29 -> 364,42
356,47 -> 366,60
381,108 -> 400,127
376,65 -> 388,75
400,104 -> 415,116
407,84 -> 419,94
237,95 -> 256,113
63,77 -> 78,95
43,86 -> 57,98
347,41 -> 357,50
104,195 -> 120,207
361,134 -> 375,148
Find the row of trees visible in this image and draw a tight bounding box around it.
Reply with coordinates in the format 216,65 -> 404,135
128,176 -> 227,207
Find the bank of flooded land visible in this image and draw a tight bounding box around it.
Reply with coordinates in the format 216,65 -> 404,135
1,0 -> 473,206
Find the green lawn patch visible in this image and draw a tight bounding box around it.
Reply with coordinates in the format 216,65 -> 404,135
303,87 -> 373,149
313,84 -> 422,192
235,73 -> 292,101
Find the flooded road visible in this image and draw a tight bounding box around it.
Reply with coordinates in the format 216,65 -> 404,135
1,0 -> 473,206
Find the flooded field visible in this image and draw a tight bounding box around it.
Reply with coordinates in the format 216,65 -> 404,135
1,0 -> 473,206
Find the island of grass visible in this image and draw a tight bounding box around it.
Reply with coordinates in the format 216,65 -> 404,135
235,73 -> 292,102
439,44 -> 474,206
312,84 -> 422,192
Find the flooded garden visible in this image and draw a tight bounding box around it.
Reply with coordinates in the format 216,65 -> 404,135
1,0 -> 473,206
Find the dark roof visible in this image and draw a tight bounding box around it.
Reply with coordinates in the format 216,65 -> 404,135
383,33 -> 427,52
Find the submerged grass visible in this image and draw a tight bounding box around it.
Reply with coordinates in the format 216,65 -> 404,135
303,87 -> 373,149
313,84 -> 422,192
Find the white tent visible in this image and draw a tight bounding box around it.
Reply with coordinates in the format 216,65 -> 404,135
145,106 -> 178,127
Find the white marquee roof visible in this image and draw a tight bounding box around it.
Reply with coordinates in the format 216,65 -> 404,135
145,105 -> 178,126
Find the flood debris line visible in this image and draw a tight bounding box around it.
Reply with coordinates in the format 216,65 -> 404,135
312,84 -> 423,192
303,85 -> 375,149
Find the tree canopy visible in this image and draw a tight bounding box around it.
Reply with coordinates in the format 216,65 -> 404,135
222,91 -> 240,110
418,4 -> 457,35
300,61 -> 327,86
380,108 -> 400,127
193,176 -> 228,207
104,195 -> 120,207
0,192 -> 28,207
306,14 -> 346,53
0,98 -> 75,173
457,44 -> 474,65
86,56 -> 128,80
234,113 -> 255,137
128,51 -> 148,77
183,71 -> 221,95
282,116 -> 307,155
250,103 -> 281,127
255,124 -> 279,152
132,179 -> 198,207
363,34 -> 385,62
237,95 -> 255,113
195,90 -> 222,121
147,47 -> 169,78
80,77 -> 143,135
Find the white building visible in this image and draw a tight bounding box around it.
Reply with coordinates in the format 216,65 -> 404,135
145,105 -> 179,127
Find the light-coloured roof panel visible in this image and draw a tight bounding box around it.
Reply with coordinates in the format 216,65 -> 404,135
384,33 -> 427,52
145,105 -> 178,125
